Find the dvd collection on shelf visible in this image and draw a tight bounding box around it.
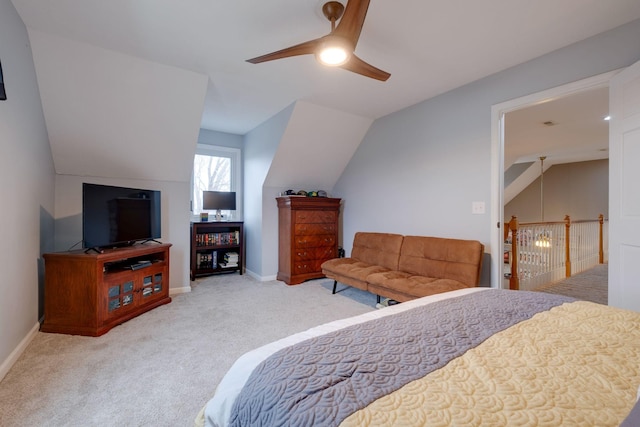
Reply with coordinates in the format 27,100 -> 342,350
196,251 -> 217,269
219,252 -> 239,268
195,251 -> 239,269
195,231 -> 240,247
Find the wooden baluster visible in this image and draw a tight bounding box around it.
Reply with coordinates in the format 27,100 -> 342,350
565,215 -> 572,277
598,214 -> 604,264
509,215 -> 519,290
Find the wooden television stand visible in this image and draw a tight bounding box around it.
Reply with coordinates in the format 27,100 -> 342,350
42,243 -> 172,336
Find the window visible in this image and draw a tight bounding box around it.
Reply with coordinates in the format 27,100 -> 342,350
192,144 -> 241,220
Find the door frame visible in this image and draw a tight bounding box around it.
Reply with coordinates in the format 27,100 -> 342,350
489,70 -> 619,289
608,59 -> 640,311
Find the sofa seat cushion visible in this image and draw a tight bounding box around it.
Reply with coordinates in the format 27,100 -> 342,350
321,258 -> 391,291
366,270 -> 469,302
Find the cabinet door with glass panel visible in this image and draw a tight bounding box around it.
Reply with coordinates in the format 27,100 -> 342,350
104,266 -> 167,320
105,274 -> 136,316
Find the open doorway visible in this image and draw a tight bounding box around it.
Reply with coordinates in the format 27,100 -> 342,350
490,70 -> 618,290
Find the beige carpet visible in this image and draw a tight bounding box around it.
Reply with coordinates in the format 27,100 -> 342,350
534,263 -> 608,305
0,275 -> 376,427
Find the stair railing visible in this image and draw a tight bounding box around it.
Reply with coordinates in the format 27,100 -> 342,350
504,214 -> 606,291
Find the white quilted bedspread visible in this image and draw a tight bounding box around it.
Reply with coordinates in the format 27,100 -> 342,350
342,301 -> 640,427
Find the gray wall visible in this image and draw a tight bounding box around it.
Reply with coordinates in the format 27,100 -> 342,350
0,0 -> 56,378
198,128 -> 243,149
243,104 -> 294,278
505,160 -> 608,223
332,19 -> 640,286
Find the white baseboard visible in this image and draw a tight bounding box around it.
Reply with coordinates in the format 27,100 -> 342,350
245,269 -> 277,282
0,322 -> 40,382
169,285 -> 192,296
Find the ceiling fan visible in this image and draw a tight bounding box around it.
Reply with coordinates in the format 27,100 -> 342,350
246,0 -> 390,81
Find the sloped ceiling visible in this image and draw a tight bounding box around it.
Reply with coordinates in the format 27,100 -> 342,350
265,101 -> 373,191
28,30 -> 208,182
12,0 -> 640,135
12,1 -> 640,189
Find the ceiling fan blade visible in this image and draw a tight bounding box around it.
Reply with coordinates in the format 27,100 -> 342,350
247,39 -> 321,64
333,0 -> 370,46
341,54 -> 390,81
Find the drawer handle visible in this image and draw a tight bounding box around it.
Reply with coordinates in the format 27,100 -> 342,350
297,264 -> 307,269
297,252 -> 307,256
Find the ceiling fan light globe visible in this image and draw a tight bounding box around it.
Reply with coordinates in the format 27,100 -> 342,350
318,47 -> 350,66
316,35 -> 353,67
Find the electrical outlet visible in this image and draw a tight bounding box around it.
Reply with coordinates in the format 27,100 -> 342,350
472,201 -> 485,214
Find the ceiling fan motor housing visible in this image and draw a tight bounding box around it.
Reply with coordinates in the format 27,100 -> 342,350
323,1 -> 345,23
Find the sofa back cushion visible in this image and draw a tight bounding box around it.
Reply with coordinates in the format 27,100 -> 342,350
351,232 -> 404,271
398,236 -> 484,286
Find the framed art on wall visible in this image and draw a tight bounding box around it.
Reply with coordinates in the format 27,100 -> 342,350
0,61 -> 6,100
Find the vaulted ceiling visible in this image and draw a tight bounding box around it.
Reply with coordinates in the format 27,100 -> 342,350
12,0 -> 640,135
10,1 -> 640,189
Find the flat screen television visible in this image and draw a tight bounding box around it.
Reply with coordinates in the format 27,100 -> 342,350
202,191 -> 236,211
82,183 -> 161,250
202,191 -> 236,221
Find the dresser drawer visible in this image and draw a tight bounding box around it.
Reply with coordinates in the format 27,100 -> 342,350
293,246 -> 336,261
295,223 -> 337,235
294,234 -> 336,248
293,260 -> 326,274
295,210 -> 337,224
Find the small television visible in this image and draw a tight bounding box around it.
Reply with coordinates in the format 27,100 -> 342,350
82,183 -> 161,250
203,191 -> 236,221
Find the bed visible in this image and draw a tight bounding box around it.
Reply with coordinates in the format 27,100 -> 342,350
195,288 -> 640,427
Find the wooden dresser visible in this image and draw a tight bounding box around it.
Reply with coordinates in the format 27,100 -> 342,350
276,196 -> 341,285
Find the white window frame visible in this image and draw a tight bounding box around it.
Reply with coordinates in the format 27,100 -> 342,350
191,144 -> 242,221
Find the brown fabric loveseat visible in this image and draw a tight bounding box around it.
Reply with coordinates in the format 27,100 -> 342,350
321,232 -> 484,302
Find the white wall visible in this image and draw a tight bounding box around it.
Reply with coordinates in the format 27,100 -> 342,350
0,0 -> 56,379
243,104 -> 294,278
28,30 -> 208,183
505,160 -> 608,223
264,101 -> 372,190
332,19 -> 640,286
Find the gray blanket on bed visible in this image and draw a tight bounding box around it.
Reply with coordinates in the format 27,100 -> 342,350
229,290 -> 575,427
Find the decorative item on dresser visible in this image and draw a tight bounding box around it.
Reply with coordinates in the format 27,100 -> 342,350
190,221 -> 244,280
42,243 -> 172,337
276,196 -> 341,285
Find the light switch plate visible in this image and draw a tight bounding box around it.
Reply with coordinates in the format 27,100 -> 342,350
472,201 -> 485,214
